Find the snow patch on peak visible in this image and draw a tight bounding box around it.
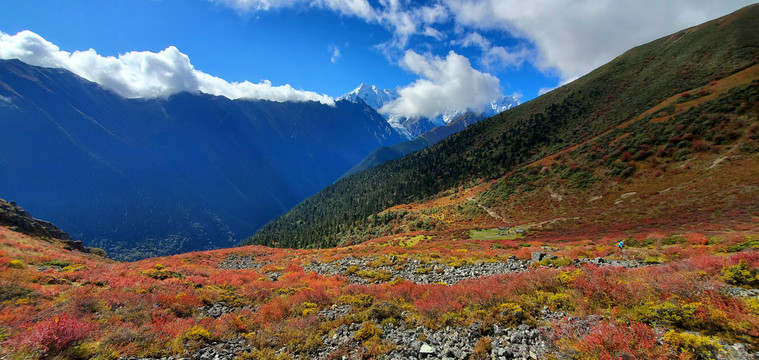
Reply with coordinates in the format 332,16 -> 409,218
338,83 -> 398,110
340,83 -> 520,139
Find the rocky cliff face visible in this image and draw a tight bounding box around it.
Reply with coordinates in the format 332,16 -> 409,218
0,198 -> 70,241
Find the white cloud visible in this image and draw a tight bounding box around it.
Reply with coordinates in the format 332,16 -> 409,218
482,46 -> 530,69
0,30 -> 334,104
422,27 -> 445,41
443,0 -> 756,81
416,4 -> 449,24
454,32 -> 491,50
210,0 -> 376,20
453,32 -> 531,69
211,0 -> 755,88
379,50 -> 501,119
328,44 -> 341,64
211,0 -> 448,54
537,86 -> 555,96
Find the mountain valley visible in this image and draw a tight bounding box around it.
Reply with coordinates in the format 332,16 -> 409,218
1,4 -> 759,360
0,61 -> 405,260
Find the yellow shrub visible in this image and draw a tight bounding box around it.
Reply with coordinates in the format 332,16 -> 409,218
442,311 -> 464,327
499,302 -> 526,325
8,259 -> 25,269
357,269 -> 392,282
172,325 -> 213,353
722,260 -> 759,286
62,263 -> 85,272
643,257 -> 663,264
367,256 -> 393,268
186,325 -> 211,341
538,257 -> 572,268
275,287 -> 300,296
555,269 -> 583,284
353,322 -> 381,342
635,300 -> 727,332
15,297 -> 32,306
471,337 -> 493,360
447,258 -> 468,268
745,297 -> 759,315
300,333 -> 323,353
297,302 -> 318,316
663,330 -> 723,359
530,291 -> 574,311
339,294 -> 374,308
345,265 -> 358,275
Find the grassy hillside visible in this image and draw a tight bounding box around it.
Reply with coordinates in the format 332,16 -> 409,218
245,4 -> 759,248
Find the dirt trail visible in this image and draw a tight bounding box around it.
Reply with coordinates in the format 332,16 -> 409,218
467,197 -> 506,223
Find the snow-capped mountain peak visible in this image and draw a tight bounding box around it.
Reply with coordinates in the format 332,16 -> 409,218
338,83 -> 397,110
340,83 -> 520,139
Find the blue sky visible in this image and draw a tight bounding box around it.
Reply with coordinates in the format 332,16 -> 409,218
0,0 -> 754,119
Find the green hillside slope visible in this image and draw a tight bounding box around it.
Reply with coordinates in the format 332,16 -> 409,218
245,4 -> 759,248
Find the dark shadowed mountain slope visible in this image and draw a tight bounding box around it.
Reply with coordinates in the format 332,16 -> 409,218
0,60 -> 405,260
245,4 -> 759,248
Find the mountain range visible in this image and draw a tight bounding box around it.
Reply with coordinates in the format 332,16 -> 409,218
0,57 -> 520,260
339,83 -> 520,139
0,60 -> 406,260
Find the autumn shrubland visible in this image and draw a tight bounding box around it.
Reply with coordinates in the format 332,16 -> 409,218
2,214 -> 759,359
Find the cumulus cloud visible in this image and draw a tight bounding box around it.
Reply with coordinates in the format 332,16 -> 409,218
443,0 -> 756,81
0,30 -> 333,104
379,50 -> 501,119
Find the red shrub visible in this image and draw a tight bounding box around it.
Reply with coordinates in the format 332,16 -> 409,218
255,297 -> 290,325
291,285 -> 333,306
415,286 -> 463,318
574,321 -> 668,360
387,281 -> 426,303
691,139 -> 710,152
683,255 -> 725,274
17,313 -> 95,355
570,265 -> 647,309
730,251 -> 759,268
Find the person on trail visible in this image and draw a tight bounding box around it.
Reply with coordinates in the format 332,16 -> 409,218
617,240 -> 625,250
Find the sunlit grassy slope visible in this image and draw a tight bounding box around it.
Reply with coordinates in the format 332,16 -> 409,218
245,4 -> 759,249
